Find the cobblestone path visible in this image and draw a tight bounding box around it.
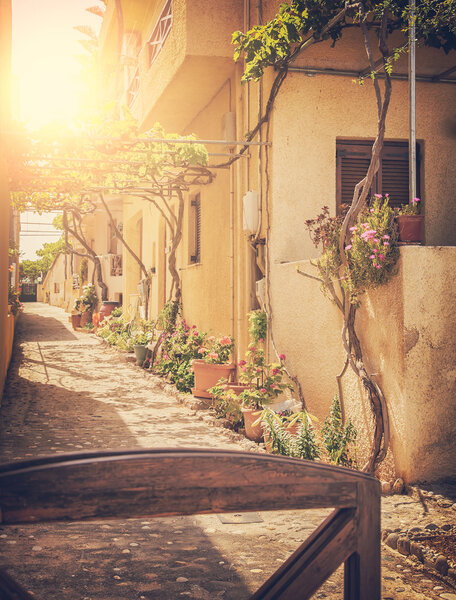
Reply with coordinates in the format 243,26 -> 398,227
0,303 -> 455,600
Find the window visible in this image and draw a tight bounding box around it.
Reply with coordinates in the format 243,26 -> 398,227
189,194 -> 201,264
148,0 -> 172,66
54,282 -> 60,294
336,140 -> 421,211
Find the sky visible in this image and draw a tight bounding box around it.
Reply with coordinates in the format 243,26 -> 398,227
12,0 -> 102,259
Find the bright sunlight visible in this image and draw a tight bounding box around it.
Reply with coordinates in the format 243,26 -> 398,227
12,0 -> 100,129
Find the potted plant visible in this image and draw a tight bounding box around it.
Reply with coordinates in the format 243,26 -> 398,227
207,383 -> 244,430
238,345 -> 293,442
71,298 -> 82,330
130,322 -> 156,366
395,197 -> 424,243
78,284 -> 98,327
191,335 -> 235,400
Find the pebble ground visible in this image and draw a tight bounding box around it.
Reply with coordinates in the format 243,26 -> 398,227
0,303 -> 455,600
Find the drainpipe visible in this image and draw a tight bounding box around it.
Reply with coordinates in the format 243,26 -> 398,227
409,0 -> 417,203
230,156 -> 235,345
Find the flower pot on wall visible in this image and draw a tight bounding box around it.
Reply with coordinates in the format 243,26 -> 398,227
241,407 -> 263,442
396,215 -> 424,243
191,361 -> 235,399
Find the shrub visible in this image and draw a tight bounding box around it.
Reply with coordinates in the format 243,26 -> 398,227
321,395 -> 358,467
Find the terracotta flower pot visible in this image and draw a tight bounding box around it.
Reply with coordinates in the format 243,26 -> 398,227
241,407 -> 263,442
80,311 -> 92,327
192,361 -> 235,399
99,301 -> 120,323
223,382 -> 249,395
396,215 -> 424,243
71,313 -> 81,330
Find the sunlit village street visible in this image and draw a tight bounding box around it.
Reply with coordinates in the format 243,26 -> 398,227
1,0 -> 456,599
0,303 -> 454,599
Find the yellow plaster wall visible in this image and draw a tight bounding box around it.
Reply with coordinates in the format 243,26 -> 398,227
272,247 -> 456,483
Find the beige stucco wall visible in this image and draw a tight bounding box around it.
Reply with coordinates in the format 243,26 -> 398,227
271,247 -> 456,483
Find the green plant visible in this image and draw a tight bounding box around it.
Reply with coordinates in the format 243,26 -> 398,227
395,196 -> 421,216
321,395 -> 357,467
248,310 -> 267,343
154,320 -> 207,392
78,284 -> 98,313
238,344 -> 292,409
83,322 -> 94,330
261,408 -> 320,460
111,306 -> 122,317
8,286 -> 23,316
208,382 -> 244,430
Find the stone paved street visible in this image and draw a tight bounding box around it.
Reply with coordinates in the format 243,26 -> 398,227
0,303 -> 455,599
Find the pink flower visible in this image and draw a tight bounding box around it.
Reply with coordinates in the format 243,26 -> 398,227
349,226 -> 357,232
345,244 -> 352,251
373,238 -> 380,244
382,235 -> 390,240
219,336 -> 232,346
370,254 -> 375,259
362,223 -> 369,228
198,347 -> 207,354
379,254 -> 385,260
192,325 -> 197,329
279,353 -> 286,361
376,264 -> 382,269
270,384 -> 276,389
413,197 -> 421,203
259,338 -> 264,343
272,368 -> 280,375
260,388 -> 267,394
208,352 -> 218,360
256,368 -> 262,373
374,193 -> 383,199
238,360 -> 246,367
383,241 -> 390,246
370,209 -> 375,213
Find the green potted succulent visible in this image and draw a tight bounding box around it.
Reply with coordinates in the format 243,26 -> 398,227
130,322 -> 156,366
394,196 -> 424,243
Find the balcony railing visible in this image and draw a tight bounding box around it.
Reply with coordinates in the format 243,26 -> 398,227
148,0 -> 172,66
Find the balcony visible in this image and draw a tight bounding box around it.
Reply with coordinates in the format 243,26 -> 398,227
134,0 -> 244,131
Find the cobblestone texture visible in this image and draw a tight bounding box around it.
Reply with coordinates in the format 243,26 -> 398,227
0,303 -> 455,599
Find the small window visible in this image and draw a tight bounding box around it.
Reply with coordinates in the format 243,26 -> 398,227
189,194 -> 201,264
336,140 -> 421,212
54,282 -> 60,294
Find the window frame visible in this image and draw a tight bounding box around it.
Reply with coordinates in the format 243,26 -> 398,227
336,139 -> 421,213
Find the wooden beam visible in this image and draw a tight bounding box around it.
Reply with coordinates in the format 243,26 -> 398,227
250,508 -> 357,599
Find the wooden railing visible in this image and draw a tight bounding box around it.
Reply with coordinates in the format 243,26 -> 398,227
0,449 -> 380,599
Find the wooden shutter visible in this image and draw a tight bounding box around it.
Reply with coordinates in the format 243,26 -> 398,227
380,142 -> 420,208
336,140 -> 420,211
336,141 -> 376,212
190,194 -> 201,263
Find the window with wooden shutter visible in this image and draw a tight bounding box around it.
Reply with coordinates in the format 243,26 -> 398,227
336,140 -> 420,212
189,193 -> 201,264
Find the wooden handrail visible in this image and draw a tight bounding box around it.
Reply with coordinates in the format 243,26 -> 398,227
0,448 -> 380,599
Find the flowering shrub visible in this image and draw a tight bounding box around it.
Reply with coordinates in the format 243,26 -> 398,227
306,196 -> 399,305
96,315 -> 155,352
202,335 -> 234,364
343,196 -> 399,304
208,382 -> 244,430
238,343 -> 292,409
395,196 -> 421,216
78,284 -> 98,313
154,321 -> 207,392
8,286 -> 23,316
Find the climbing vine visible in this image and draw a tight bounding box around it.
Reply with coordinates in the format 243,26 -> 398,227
232,0 -> 456,473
